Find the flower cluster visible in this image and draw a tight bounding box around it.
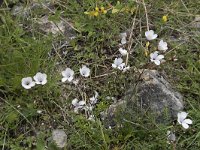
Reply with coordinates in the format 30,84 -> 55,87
72,98 -> 86,113
72,91 -> 99,121
21,72 -> 47,89
145,30 -> 168,65
61,65 -> 90,83
84,2 -> 135,17
84,6 -> 107,17
112,32 -> 130,72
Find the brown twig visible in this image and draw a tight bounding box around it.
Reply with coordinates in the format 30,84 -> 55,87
142,0 -> 149,31
125,5 -> 139,66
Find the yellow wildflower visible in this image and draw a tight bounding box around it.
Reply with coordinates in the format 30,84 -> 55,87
145,41 -> 150,48
144,50 -> 149,57
93,11 -> 99,17
100,6 -> 107,14
95,7 -> 99,12
162,15 -> 168,22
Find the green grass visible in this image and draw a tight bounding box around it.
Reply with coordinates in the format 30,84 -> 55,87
0,0 -> 200,149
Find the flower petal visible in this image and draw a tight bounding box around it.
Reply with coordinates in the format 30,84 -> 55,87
154,60 -> 160,65
30,81 -> 36,87
62,78 -> 67,82
145,30 -> 153,37
178,112 -> 188,124
182,122 -> 189,129
112,64 -> 117,68
156,55 -> 164,60
121,37 -> 127,44
41,79 -> 47,85
72,98 -> 78,106
79,100 -> 86,106
152,34 -> 158,39
150,51 -> 158,59
183,119 -> 192,124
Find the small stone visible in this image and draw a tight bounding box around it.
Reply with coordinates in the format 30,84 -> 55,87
167,130 -> 176,142
52,129 -> 67,148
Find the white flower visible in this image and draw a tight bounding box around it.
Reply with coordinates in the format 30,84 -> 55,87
33,72 -> 47,85
61,68 -> 74,82
145,30 -> 158,41
80,65 -> 90,77
123,65 -> 130,72
120,32 -> 127,44
90,91 -> 99,105
119,48 -> 128,56
72,98 -> 86,113
120,32 -> 127,39
121,37 -> 127,44
150,51 -> 164,65
177,112 -> 192,129
158,40 -> 168,51
21,77 -> 35,89
88,115 -> 95,121
112,58 -> 125,70
37,110 -> 42,114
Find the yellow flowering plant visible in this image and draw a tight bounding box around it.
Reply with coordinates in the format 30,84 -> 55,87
84,6 -> 108,17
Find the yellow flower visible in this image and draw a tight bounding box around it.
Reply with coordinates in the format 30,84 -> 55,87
144,50 -> 149,57
93,11 -> 99,16
95,7 -> 99,12
162,15 -> 168,22
145,41 -> 150,48
100,6 -> 107,14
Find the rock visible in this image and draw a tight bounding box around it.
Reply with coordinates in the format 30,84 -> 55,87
11,4 -> 30,18
100,100 -> 126,128
37,15 -> 76,38
101,69 -> 184,126
131,69 -> 184,122
11,1 -> 52,18
52,129 -> 67,148
167,130 -> 176,142
37,15 -> 65,35
190,15 -> 200,29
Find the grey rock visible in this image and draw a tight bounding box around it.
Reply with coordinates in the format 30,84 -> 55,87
101,69 -> 184,126
37,15 -> 76,38
11,1 -> 51,18
100,100 -> 126,128
167,130 -> 176,142
52,129 -> 67,148
191,16 -> 200,29
11,4 -> 30,18
37,15 -> 65,35
132,69 -> 183,122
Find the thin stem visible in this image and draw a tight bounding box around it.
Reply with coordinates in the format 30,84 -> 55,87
142,0 -> 149,31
